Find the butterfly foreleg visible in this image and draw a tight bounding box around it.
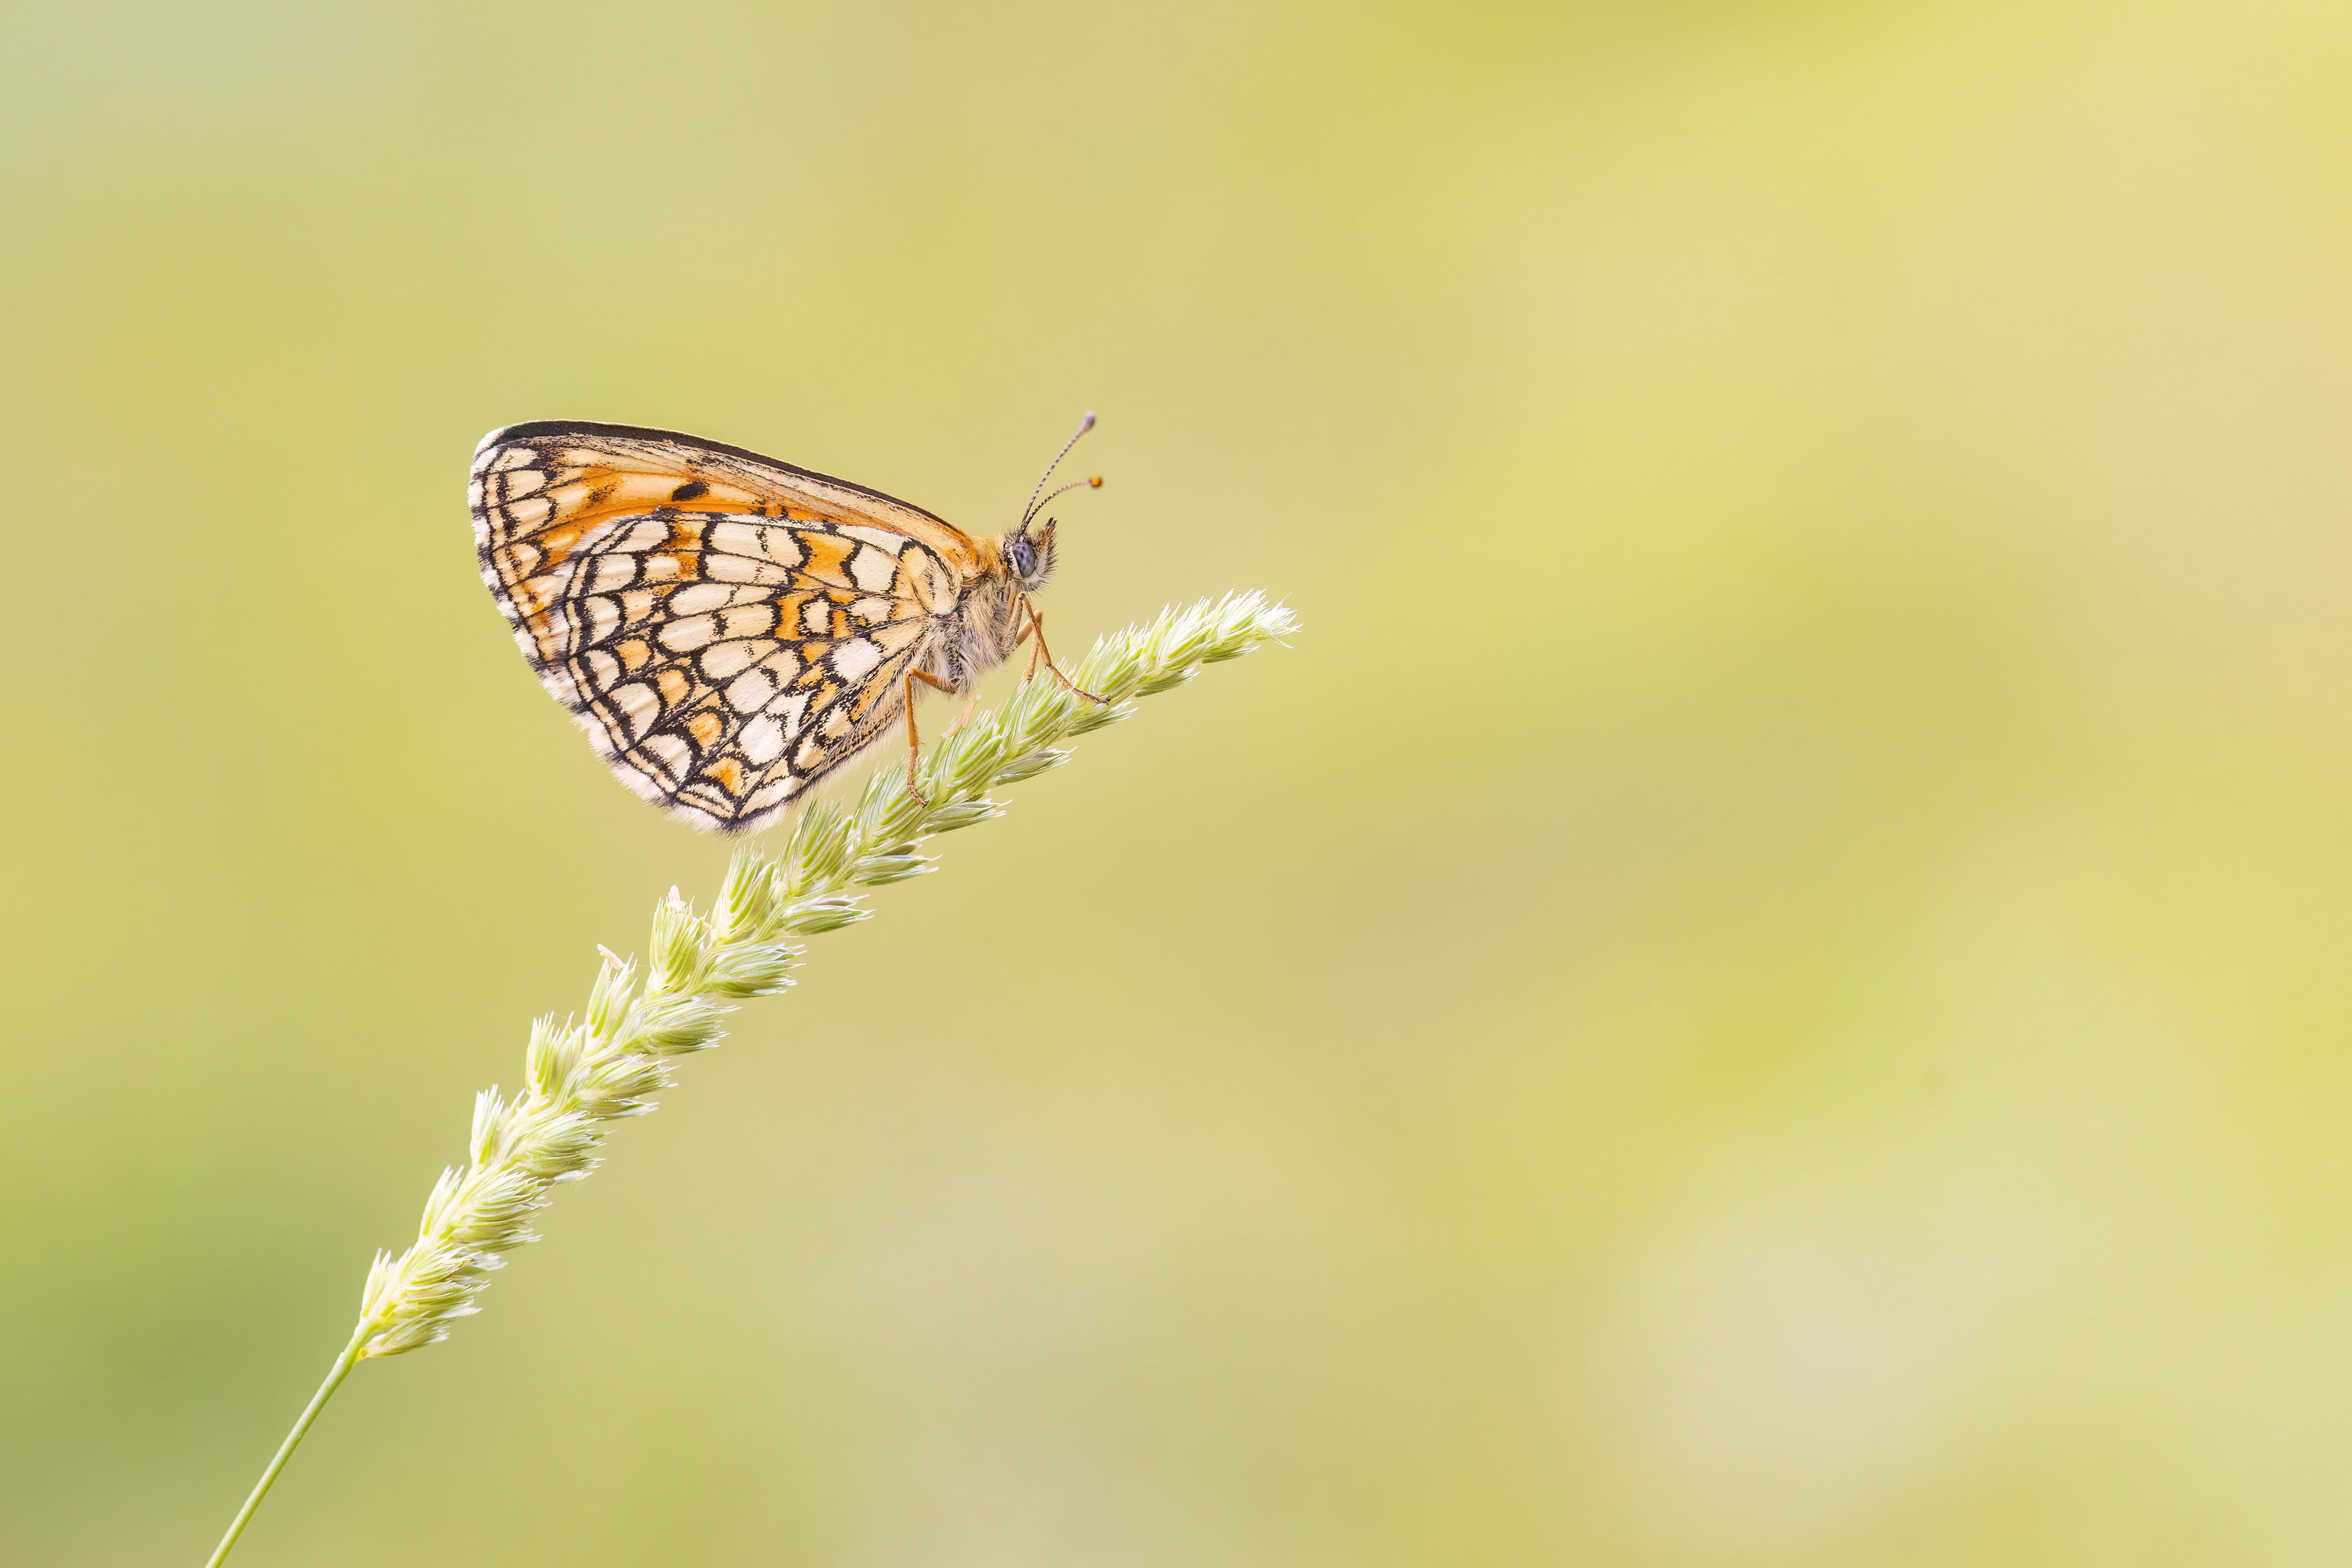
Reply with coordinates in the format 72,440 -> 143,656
1015,595 -> 1107,705
1010,615 -> 1039,681
903,668 -> 960,807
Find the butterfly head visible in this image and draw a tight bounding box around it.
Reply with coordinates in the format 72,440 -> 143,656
1005,411 -> 1101,594
1003,516 -> 1059,592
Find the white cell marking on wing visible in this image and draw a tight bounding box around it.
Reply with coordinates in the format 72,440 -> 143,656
504,494 -> 553,529
718,604 -> 777,639
490,446 -> 538,472
725,667 -> 776,714
582,596 -> 620,645
850,595 -> 893,624
771,691 -> 810,739
819,706 -> 853,740
670,582 -> 730,616
589,554 -> 637,593
705,553 -> 788,585
501,468 -> 549,499
705,521 -> 762,558
610,682 -> 658,740
739,715 -> 784,764
848,544 -> 896,593
831,637 -> 882,683
715,521 -> 803,563
839,525 -> 909,556
584,649 -> 620,690
699,640 -> 757,681
800,599 -> 830,635
615,517 -> 671,552
657,614 -> 716,653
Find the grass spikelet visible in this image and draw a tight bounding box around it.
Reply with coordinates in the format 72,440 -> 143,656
200,590 -> 1297,1568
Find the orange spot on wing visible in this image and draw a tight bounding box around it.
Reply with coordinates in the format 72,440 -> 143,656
798,533 -> 855,587
538,525 -> 582,567
664,517 -> 703,584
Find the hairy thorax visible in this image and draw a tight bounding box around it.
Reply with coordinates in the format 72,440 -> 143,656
926,544 -> 1029,691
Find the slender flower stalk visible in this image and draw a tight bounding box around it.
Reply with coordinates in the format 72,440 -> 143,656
201,590 -> 1296,1567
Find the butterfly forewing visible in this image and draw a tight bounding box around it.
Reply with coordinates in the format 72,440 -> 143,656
471,421 -> 981,832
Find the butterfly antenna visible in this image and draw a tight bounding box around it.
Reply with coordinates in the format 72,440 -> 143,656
1021,411 -> 1097,528
1031,475 -> 1104,517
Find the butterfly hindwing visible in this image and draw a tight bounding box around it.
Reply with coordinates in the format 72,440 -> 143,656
471,421 -> 979,832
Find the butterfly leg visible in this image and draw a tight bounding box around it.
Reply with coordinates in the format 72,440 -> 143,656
903,668 -> 959,806
1016,596 -> 1108,705
942,695 -> 981,741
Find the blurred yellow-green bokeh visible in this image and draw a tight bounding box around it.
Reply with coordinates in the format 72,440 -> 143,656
9,1 -> 2352,1563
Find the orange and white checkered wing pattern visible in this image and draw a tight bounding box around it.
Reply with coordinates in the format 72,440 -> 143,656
471,420 -> 982,832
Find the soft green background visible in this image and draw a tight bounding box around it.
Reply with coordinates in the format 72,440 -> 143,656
6,1 -> 2352,1563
